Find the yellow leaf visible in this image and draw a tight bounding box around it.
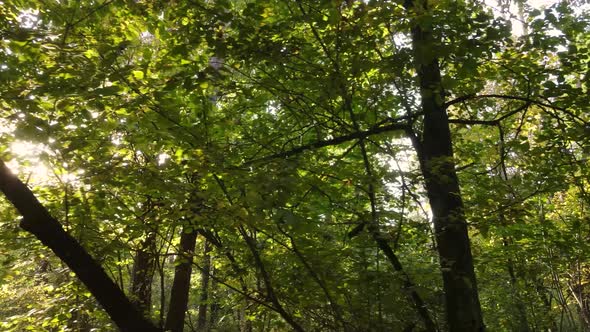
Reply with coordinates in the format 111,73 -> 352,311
83,49 -> 99,58
132,70 -> 144,80
261,7 -> 272,18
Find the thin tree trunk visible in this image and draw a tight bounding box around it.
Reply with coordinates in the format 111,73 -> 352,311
502,236 -> 530,331
196,226 -> 254,332
165,228 -> 199,332
0,160 -> 160,332
211,175 -> 298,331
208,272 -> 219,329
331,16 -> 436,327
404,1 -> 484,330
498,137 -> 530,331
131,230 -> 157,314
239,226 -> 305,332
568,281 -> 590,331
238,302 -> 253,332
197,240 -> 212,331
353,134 -> 436,329
277,227 -> 346,329
156,251 -> 166,328
71,291 -> 92,332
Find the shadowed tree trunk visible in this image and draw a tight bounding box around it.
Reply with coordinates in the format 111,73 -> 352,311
208,273 -> 220,329
165,227 -> 199,332
405,0 -> 484,330
239,227 -> 305,332
197,239 -> 212,331
0,160 -> 161,332
131,229 -> 157,314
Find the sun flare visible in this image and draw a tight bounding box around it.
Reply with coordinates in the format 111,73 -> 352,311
6,141 -> 52,184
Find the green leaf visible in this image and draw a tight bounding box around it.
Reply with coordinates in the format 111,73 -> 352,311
132,70 -> 145,80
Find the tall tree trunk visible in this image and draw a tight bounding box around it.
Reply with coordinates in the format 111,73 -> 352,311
165,228 -> 199,332
503,236 -> 530,331
208,273 -> 220,329
196,226 -> 253,332
238,303 -> 253,332
0,160 -> 160,332
239,227 -> 305,332
405,1 -> 484,330
197,240 -> 212,331
131,230 -> 157,314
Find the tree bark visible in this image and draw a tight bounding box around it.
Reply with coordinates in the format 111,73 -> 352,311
208,275 -> 220,329
503,237 -> 530,331
197,240 -> 212,331
131,230 -> 156,314
165,228 -> 199,332
405,1 -> 485,330
0,160 -> 160,332
239,227 -> 305,332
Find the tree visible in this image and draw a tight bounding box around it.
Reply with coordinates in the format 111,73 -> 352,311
401,0 -> 486,328
0,161 -> 160,331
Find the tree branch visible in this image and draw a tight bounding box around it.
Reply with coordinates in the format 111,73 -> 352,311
448,101 -> 531,126
242,122 -> 409,166
445,94 -> 542,108
446,93 -> 587,124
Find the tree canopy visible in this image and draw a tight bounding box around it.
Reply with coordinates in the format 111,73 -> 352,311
0,0 -> 589,331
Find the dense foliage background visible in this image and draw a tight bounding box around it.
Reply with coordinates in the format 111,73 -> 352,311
0,0 -> 589,331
